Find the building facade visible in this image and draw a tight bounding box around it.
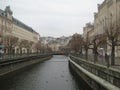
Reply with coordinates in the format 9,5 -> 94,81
94,0 -> 120,57
83,23 -> 94,42
0,6 -> 40,54
83,23 -> 94,54
83,0 -> 120,57
40,36 -> 72,52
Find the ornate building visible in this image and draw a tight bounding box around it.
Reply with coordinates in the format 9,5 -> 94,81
94,0 -> 120,57
83,0 -> 120,57
0,6 -> 40,54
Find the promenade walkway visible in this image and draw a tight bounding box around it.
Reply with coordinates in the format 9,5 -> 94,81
0,53 -> 52,78
0,53 -> 47,61
73,54 -> 120,70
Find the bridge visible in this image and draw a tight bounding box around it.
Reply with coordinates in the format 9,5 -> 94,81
52,51 -> 67,55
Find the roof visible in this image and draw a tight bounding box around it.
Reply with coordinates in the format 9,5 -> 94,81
13,18 -> 34,32
0,7 -> 36,33
0,9 -> 6,17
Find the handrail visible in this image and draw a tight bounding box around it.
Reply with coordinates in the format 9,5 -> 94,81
68,57 -> 120,90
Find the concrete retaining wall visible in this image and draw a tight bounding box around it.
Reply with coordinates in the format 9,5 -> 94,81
0,54 -> 52,79
69,55 -> 120,90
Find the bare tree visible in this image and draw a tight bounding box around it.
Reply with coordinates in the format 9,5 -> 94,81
3,35 -> 19,54
89,34 -> 106,63
69,33 -> 83,54
83,33 -> 91,59
105,23 -> 120,65
83,41 -> 90,59
34,41 -> 41,53
19,39 -> 29,54
27,41 -> 34,53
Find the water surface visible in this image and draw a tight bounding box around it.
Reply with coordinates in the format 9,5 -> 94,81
0,55 -> 79,90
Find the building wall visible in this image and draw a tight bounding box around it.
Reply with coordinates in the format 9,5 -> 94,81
95,0 -> 120,57
94,0 -> 120,35
12,24 -> 39,43
12,21 -> 39,54
83,23 -> 94,54
0,15 -> 12,36
83,23 -> 94,42
83,0 -> 120,57
0,15 -> 4,37
0,6 -> 40,54
0,11 -> 13,54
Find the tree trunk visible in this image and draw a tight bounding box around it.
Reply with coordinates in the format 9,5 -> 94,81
80,48 -> 82,55
20,48 -> 22,54
111,42 -> 115,65
8,47 -> 11,55
85,48 -> 88,60
94,43 -> 98,63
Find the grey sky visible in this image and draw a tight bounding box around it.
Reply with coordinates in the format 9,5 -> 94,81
0,0 -> 104,37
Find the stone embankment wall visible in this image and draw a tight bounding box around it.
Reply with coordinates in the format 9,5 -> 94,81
69,55 -> 120,90
0,54 -> 52,79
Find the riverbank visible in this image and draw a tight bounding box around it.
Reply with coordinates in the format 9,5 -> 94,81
0,54 -> 52,80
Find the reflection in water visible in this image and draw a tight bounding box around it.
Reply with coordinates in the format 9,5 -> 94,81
0,55 -> 80,90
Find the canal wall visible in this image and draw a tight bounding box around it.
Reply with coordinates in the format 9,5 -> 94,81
0,54 -> 52,80
69,61 -> 93,90
68,55 -> 120,90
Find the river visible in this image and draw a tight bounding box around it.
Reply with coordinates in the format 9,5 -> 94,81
0,55 -> 81,90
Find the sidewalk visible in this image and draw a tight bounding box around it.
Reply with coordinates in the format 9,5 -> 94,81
0,53 -> 44,62
73,54 -> 120,70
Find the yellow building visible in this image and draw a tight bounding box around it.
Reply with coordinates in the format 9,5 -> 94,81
0,6 -> 40,54
12,18 -> 40,53
83,0 -> 120,57
0,6 -> 13,54
83,23 -> 94,42
83,23 -> 94,54
94,0 -> 120,57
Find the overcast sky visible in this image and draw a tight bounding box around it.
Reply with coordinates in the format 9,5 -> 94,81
0,0 -> 104,37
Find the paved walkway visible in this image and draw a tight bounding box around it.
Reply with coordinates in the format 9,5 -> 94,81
73,54 -> 120,70
0,53 -> 45,62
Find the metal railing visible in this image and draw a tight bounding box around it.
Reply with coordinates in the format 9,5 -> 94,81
70,53 -> 110,66
69,54 -> 120,88
0,53 -> 51,61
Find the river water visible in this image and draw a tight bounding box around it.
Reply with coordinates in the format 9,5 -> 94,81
0,55 -> 81,90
